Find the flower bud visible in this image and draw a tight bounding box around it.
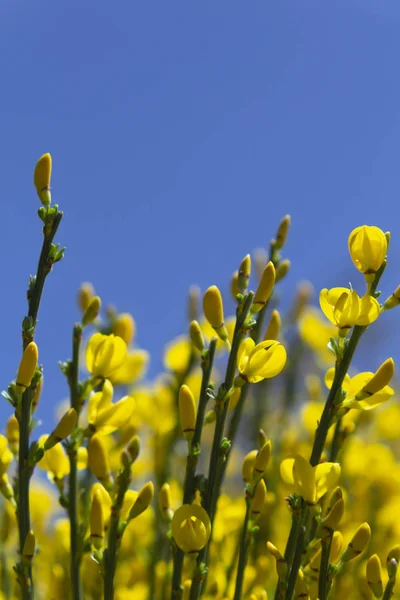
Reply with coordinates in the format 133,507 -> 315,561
78,282 -> 95,313
267,542 -> 287,578
44,409 -> 78,450
129,482 -> 154,520
22,530 -> 35,565
357,358 -> 395,398
179,385 -> 196,442
264,310 -> 281,341
32,375 -> 43,412
112,313 -> 136,345
250,479 -> 267,520
341,523 -> 371,562
127,435 -> 140,464
189,320 -> 205,352
295,568 -> 309,599
366,554 -> 383,598
88,435 -> 113,490
82,296 -> 101,326
203,286 -> 230,345
274,215 -> 291,250
251,262 -> 275,314
388,545 -> 400,565
383,285 -> 400,310
6,415 -> 19,454
275,259 -> 291,282
316,499 -> 344,539
34,153 -> 52,205
159,483 -> 173,522
253,440 -> 272,478
90,490 -> 104,550
16,342 -> 39,392
231,271 -> 240,300
242,450 -> 258,483
238,254 -> 251,293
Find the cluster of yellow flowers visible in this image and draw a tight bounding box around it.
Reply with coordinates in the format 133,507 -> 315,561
0,155 -> 399,600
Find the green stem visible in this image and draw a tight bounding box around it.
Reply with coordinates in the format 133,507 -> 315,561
273,511 -> 301,600
382,578 -> 396,600
104,466 -> 132,600
68,323 -> 83,600
171,339 -> 217,600
328,419 -> 342,463
17,209 -> 63,600
318,535 -> 333,600
233,495 -> 252,600
284,508 -> 308,600
190,293 -> 254,600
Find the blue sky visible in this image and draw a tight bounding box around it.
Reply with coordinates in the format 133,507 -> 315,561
1,0 -> 400,430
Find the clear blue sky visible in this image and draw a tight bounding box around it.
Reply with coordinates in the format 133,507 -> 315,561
1,0 -> 400,430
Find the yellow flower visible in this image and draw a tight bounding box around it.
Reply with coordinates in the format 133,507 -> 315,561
0,436 -> 13,479
90,483 -> 112,529
44,408 -> 78,449
319,287 -> 380,335
235,338 -> 287,385
112,313 -> 136,345
164,336 -> 192,374
171,504 -> 211,553
280,456 -> 341,505
324,362 -> 394,411
109,349 -> 149,385
86,333 -> 127,379
38,436 -> 70,481
348,225 -> 387,275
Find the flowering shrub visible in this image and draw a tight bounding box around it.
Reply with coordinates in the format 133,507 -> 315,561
1,155 -> 399,600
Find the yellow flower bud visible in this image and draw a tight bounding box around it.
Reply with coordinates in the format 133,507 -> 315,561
330,531 -> 343,563
242,450 -> 258,483
127,435 -> 140,464
253,440 -> 272,478
275,214 -> 291,250
276,259 -> 291,283
82,296 -> 101,326
267,541 -> 287,578
22,530 -> 35,565
16,342 -> 38,391
250,479 -> 267,520
203,286 -> 229,344
383,285 -> 400,310
159,483 -> 173,521
366,554 -> 383,598
6,415 -> 19,454
87,435 -> 112,490
341,523 -> 371,562
33,153 -> 52,205
251,262 -> 275,314
86,333 -> 127,379
78,282 -> 95,313
90,490 -> 104,550
231,271 -> 240,300
171,504 -> 211,553
129,482 -> 154,519
348,225 -> 387,275
189,320 -> 205,352
357,358 -> 395,397
236,338 -> 287,385
264,310 -> 281,341
388,545 -> 400,564
179,385 -> 196,441
44,408 -> 78,450
238,254 -> 251,293
316,499 -> 344,539
112,313 -> 136,345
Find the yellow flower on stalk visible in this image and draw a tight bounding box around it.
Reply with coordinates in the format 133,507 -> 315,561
33,153 -> 52,205
16,342 -> 39,392
235,338 -> 287,386
324,358 -> 394,411
38,436 -> 70,481
348,225 -> 387,275
298,307 -> 337,364
280,456 -> 341,505
319,287 -> 380,336
90,484 -> 112,528
109,349 -> 149,385
86,333 -> 127,379
171,504 -> 211,553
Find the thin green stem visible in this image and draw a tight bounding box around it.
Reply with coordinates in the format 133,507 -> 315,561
318,535 -> 333,600
16,209 -> 63,600
382,578 -> 396,600
285,508 -> 308,600
68,323 -> 83,600
328,419 -> 342,463
233,495 -> 252,600
171,339 -> 217,600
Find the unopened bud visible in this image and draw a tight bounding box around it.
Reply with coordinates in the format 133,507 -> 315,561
275,259 -> 291,282
78,282 -> 95,313
189,321 -> 205,352
44,408 -> 77,450
82,296 -> 101,327
34,153 -> 52,206
253,440 -> 272,478
6,415 -> 19,454
357,358 -> 394,398
238,254 -> 251,293
90,491 -> 104,550
159,483 -> 173,522
264,309 -> 281,340
16,342 -> 39,392
274,215 -> 291,250
251,262 -> 275,314
383,285 -> 400,310
366,554 -> 383,598
127,435 -> 140,463
112,313 -> 136,345
179,385 -> 196,442
250,479 -> 267,520
22,530 -> 35,565
341,523 -> 371,562
129,482 -> 154,520
267,541 -> 288,578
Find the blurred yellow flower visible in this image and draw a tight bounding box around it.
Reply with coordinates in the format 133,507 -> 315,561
86,333 -> 127,379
